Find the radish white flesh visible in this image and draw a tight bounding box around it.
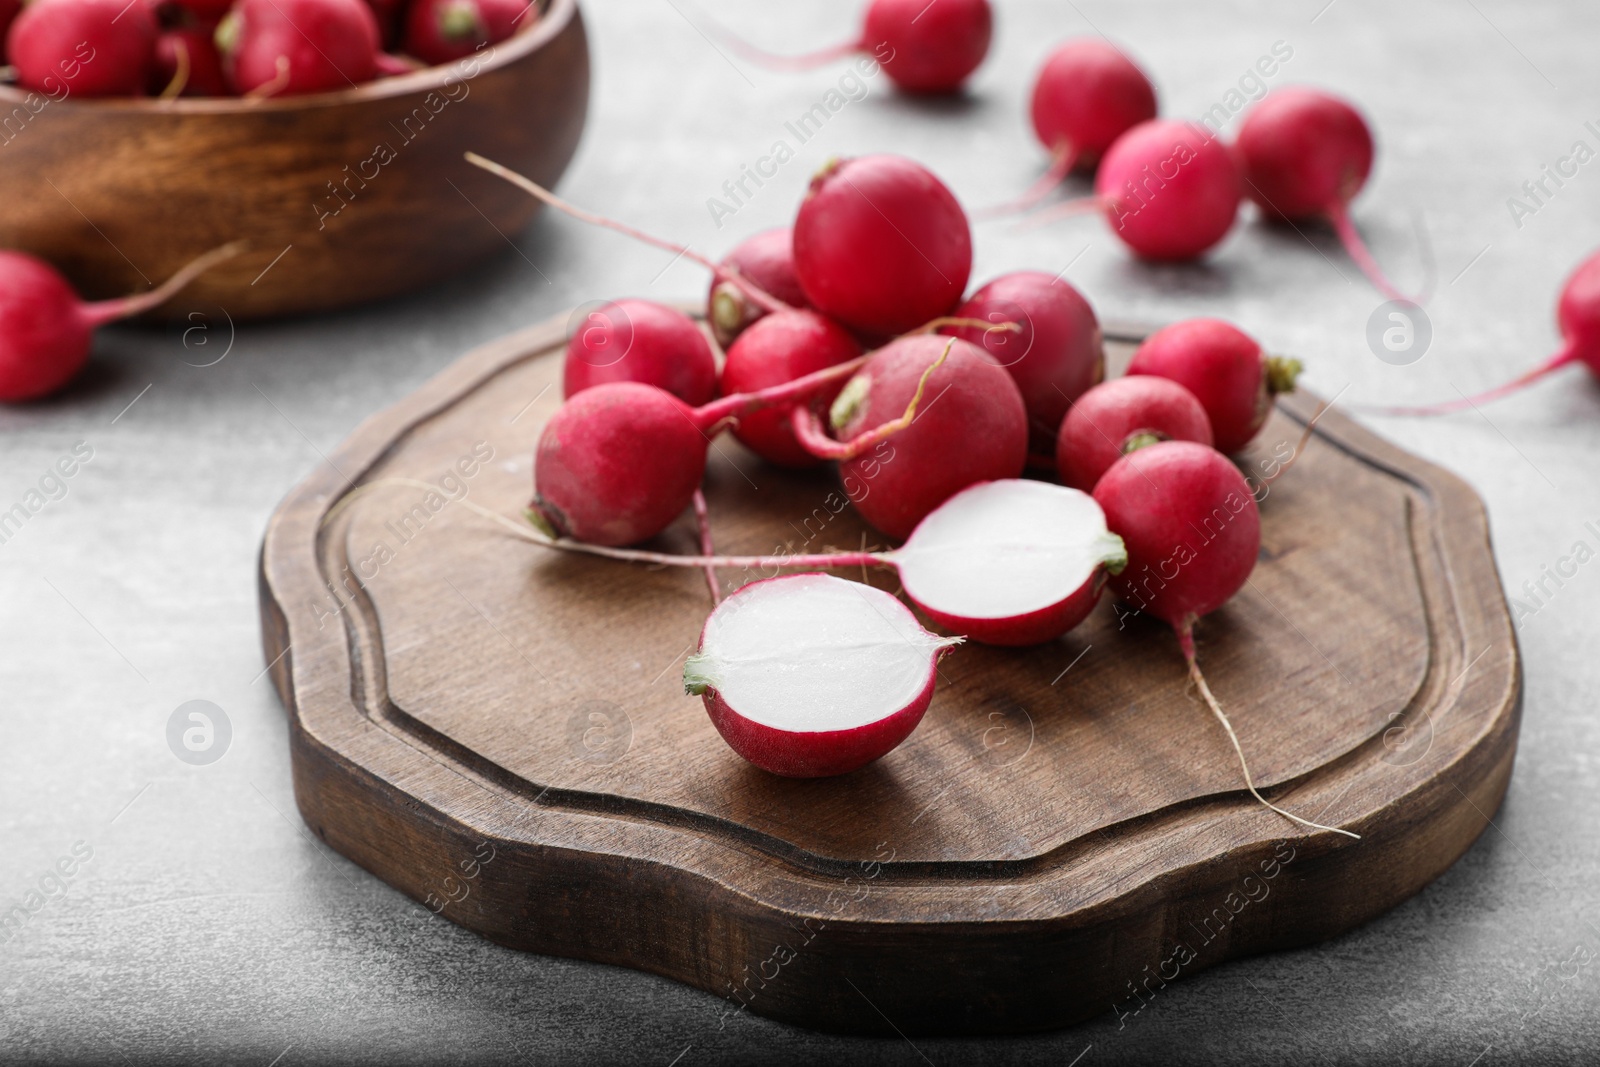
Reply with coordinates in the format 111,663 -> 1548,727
685,574 -> 958,777
889,480 -> 1125,646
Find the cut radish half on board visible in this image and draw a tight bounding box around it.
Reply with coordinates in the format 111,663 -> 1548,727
891,480 -> 1126,646
684,574 -> 960,778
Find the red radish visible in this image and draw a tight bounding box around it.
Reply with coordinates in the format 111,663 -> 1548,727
487,478 -> 1123,648
1094,120 -> 1241,261
986,39 -> 1158,215
888,479 -> 1124,645
791,335 -> 1027,540
1094,440 -> 1356,838
562,298 -> 717,407
703,0 -> 991,95
0,244 -> 244,403
685,574 -> 960,777
707,228 -> 809,349
1033,120 -> 1240,262
1369,248 -> 1600,416
1126,318 -> 1301,454
153,28 -> 228,97
531,353 -> 902,547
943,270 -> 1104,461
217,0 -> 380,97
1056,376 -> 1213,491
1236,87 -> 1412,302
719,310 -> 861,468
793,155 -> 972,338
9,0 -> 159,97
404,0 -> 530,66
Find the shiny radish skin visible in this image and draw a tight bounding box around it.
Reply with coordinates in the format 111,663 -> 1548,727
0,245 -> 242,404
562,299 -> 717,407
831,335 -> 1028,540
1235,88 -> 1414,302
531,357 -> 875,546
1031,40 -> 1157,170
864,0 -> 991,94
1126,318 -> 1299,454
532,383 -> 709,548
404,0 -> 529,65
153,28 -> 229,96
945,271 -> 1105,458
1095,119 -> 1241,261
218,0 -> 380,96
9,0 -> 159,97
1093,440 -> 1260,628
707,228 -> 809,348
793,155 -> 973,338
720,310 -> 861,468
915,579 -> 1099,648
686,574 -> 956,778
0,257 -> 93,402
1056,376 -> 1213,492
1235,86 -> 1373,222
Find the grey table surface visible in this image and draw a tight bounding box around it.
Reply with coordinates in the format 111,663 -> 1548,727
4,0 -> 1599,1063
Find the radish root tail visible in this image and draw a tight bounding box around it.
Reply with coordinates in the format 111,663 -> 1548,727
691,489 -> 721,605
464,152 -> 790,315
1178,624 -> 1361,840
791,339 -> 954,461
977,145 -> 1079,220
1328,202 -> 1417,305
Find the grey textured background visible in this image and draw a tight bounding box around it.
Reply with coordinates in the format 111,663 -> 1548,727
3,0 -> 1599,1063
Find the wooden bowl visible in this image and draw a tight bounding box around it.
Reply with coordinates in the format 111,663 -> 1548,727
0,0 -> 589,320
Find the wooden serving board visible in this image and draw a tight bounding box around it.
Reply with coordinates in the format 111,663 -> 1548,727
259,312 -> 1521,1035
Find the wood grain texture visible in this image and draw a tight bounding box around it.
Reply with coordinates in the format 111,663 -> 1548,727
0,0 -> 587,320
258,311 -> 1522,1035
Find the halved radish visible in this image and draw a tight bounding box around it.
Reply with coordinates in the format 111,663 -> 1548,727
889,479 -> 1125,646
684,574 -> 959,777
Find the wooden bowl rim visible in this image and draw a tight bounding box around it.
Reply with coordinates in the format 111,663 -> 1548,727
0,0 -> 576,114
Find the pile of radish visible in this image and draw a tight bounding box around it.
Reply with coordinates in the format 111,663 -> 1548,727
449,149 -> 1357,839
0,0 -> 539,98
990,38 -> 1416,303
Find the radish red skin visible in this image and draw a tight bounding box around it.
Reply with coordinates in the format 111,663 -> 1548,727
562,299 -> 717,407
404,0 -> 528,66
153,28 -> 229,96
912,574 -> 1102,648
0,253 -> 92,402
219,0 -> 380,96
720,310 -> 861,469
863,0 -> 991,95
793,155 -> 972,338
1126,318 -> 1292,454
1056,376 -> 1213,492
945,271 -> 1104,458
9,0 -> 159,97
1235,87 -> 1374,222
532,383 -> 708,548
1095,119 -> 1241,261
1030,39 -> 1158,172
706,228 -> 808,348
1093,440 -> 1260,629
701,666 -> 935,777
833,335 -> 1027,540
